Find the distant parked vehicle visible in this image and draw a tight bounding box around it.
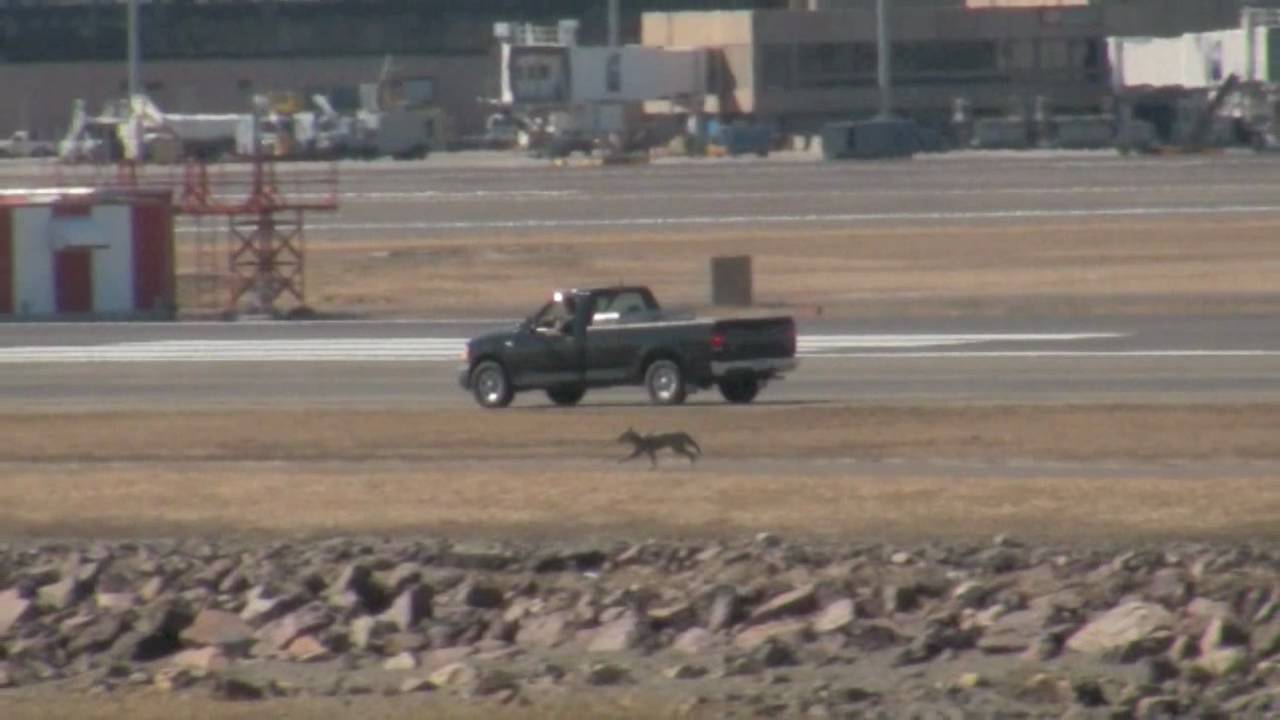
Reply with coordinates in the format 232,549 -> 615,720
0,131 -> 56,159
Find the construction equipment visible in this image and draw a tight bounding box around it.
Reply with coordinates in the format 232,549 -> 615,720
348,55 -> 454,159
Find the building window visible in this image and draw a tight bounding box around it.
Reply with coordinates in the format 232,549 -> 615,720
402,77 -> 435,106
895,41 -> 997,75
1001,39 -> 1036,72
761,44 -> 791,90
606,52 -> 621,93
798,43 -> 854,78
1040,39 -> 1069,71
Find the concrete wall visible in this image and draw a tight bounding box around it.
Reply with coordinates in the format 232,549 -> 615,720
640,12 -> 756,114
570,47 -> 708,103
0,54 -> 495,141
1110,27 -> 1272,89
11,209 -> 55,317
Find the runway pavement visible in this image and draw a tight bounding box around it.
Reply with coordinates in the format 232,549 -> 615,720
10,151 -> 1280,241
227,152 -> 1280,240
1,315 -> 1276,409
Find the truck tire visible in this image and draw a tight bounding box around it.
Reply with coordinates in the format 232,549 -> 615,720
645,359 -> 687,406
471,360 -> 514,409
718,376 -> 760,404
546,385 -> 586,406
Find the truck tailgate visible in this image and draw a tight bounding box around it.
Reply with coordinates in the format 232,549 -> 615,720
711,317 -> 796,361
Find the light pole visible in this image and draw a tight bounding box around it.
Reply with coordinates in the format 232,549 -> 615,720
876,0 -> 892,119
126,0 -> 143,164
607,0 -> 620,48
127,0 -> 141,99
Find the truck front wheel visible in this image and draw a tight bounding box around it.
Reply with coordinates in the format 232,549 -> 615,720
645,359 -> 687,406
471,360 -> 514,409
718,376 -> 760,404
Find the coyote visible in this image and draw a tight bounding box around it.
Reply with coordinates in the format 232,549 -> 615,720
617,427 -> 702,469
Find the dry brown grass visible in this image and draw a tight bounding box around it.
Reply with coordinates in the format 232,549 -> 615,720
1,405 -> 1277,543
2,405 -> 1276,464
2,459 -> 1275,543
226,217 -> 1280,318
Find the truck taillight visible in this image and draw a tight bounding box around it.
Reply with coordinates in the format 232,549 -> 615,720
710,332 -> 725,352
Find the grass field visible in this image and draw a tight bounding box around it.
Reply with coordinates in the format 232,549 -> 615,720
293,218 -> 1280,318
3,405 -> 1276,543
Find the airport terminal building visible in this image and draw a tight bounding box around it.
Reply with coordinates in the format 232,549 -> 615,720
2,0 -> 1278,142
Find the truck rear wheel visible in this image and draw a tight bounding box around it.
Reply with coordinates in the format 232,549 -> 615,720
718,376 -> 760,404
471,360 -> 514,409
645,359 -> 687,406
546,385 -> 586,406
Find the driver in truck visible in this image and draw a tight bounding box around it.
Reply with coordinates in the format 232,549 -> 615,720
536,291 -> 576,335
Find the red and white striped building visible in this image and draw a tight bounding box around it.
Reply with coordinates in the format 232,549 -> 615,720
0,188 -> 175,320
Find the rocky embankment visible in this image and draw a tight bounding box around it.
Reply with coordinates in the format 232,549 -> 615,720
0,535 -> 1278,718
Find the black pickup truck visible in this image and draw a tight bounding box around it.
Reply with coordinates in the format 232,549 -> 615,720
459,286 -> 798,408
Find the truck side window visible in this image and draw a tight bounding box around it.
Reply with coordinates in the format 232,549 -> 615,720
610,291 -> 648,317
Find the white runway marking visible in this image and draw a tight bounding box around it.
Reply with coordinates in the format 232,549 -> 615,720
808,350 -> 1280,359
0,331 -> 1214,364
189,204 -> 1280,235
297,183 -> 1280,204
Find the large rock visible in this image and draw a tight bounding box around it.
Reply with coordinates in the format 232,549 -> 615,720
647,601 -> 695,631
734,618 -> 809,651
1066,601 -> 1175,662
0,589 -> 33,635
328,563 -> 388,615
428,661 -> 478,689
515,611 -> 574,649
383,631 -> 430,655
673,627 -> 716,655
379,563 -> 423,596
976,609 -> 1042,654
383,651 -> 418,671
253,603 -> 333,655
180,609 -> 255,653
950,581 -> 991,610
748,584 -> 817,625
582,661 -> 630,686
171,646 -> 230,674
68,613 -> 129,656
458,580 -> 504,610
36,577 -> 84,612
704,586 -> 740,632
812,599 -> 856,635
239,584 -> 303,627
422,646 -> 475,670
588,614 -> 648,653
1199,615 -> 1250,655
881,585 -> 919,614
380,584 -> 433,632
1147,568 -> 1193,608
1192,647 -> 1250,678
285,634 -> 331,662
349,615 -> 396,652
1133,695 -> 1181,720
110,601 -> 194,662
